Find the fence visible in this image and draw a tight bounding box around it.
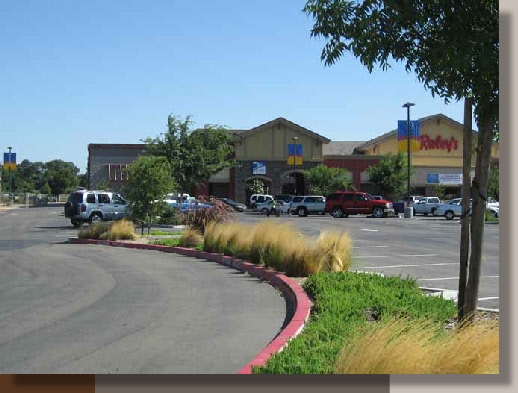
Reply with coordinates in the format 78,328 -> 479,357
0,193 -> 49,207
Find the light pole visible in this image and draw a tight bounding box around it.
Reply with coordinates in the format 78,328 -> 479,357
402,103 -> 415,206
292,136 -> 298,195
7,146 -> 12,204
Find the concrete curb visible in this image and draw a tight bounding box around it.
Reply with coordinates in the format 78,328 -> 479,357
69,238 -> 312,374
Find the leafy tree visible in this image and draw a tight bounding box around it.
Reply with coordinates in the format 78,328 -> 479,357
430,183 -> 446,199
44,160 -> 80,196
122,156 -> 175,234
144,115 -> 236,195
78,173 -> 88,188
487,163 -> 499,201
304,0 -> 498,320
367,153 -> 409,198
248,179 -> 266,195
304,165 -> 352,196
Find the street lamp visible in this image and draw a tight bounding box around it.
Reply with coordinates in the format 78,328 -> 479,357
7,146 -> 12,204
402,103 -> 415,208
292,136 -> 299,195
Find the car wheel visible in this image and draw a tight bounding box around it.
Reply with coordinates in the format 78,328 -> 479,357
331,207 -> 344,218
262,208 -> 268,215
423,212 -> 428,216
490,210 -> 498,219
372,207 -> 384,218
297,208 -> 307,217
71,219 -> 82,228
90,213 -> 102,224
431,207 -> 437,216
445,210 -> 455,220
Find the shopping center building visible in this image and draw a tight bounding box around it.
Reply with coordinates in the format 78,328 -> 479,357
87,114 -> 499,203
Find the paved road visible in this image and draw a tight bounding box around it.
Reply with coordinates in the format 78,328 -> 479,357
238,212 -> 500,310
0,207 -> 286,373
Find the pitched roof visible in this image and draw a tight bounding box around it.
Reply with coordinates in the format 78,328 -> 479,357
353,113 -> 473,153
233,117 -> 331,143
323,141 -> 366,156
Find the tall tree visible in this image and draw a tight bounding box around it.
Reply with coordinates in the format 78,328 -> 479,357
122,156 -> 175,235
144,115 -> 236,195
304,165 -> 352,196
304,0 -> 498,320
44,160 -> 80,196
367,153 -> 409,198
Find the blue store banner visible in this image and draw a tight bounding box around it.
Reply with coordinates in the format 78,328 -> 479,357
3,152 -> 16,171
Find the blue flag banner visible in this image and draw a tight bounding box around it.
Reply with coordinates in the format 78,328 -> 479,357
3,152 -> 16,171
287,144 -> 303,165
398,120 -> 420,152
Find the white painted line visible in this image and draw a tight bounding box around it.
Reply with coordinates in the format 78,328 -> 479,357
397,254 -> 438,257
10,213 -> 18,216
360,229 -> 379,232
418,275 -> 498,282
352,245 -> 389,249
354,255 -> 390,258
362,263 -> 457,269
478,297 -> 499,301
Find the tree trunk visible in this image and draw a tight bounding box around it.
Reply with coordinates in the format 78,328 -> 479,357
457,98 -> 472,321
464,110 -> 496,320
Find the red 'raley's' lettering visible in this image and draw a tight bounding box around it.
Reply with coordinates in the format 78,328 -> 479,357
420,134 -> 459,152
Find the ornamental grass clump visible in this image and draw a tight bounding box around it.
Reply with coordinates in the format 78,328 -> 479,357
78,222 -> 112,239
178,227 -> 203,248
334,317 -> 499,374
203,221 -> 352,276
78,219 -> 136,241
313,231 -> 352,273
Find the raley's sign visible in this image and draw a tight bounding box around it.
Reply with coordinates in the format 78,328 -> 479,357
419,134 -> 459,152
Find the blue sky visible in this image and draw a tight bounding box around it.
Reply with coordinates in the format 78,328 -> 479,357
1,0 -> 473,173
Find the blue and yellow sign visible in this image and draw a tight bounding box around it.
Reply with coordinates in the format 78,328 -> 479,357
398,120 -> 420,152
3,152 -> 16,171
287,144 -> 303,165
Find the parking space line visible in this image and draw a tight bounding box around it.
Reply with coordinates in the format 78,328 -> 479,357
362,263 -> 457,269
478,297 -> 499,301
360,229 -> 379,232
397,254 -> 438,257
418,275 -> 499,281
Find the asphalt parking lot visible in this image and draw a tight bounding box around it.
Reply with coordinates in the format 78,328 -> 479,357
237,211 -> 500,310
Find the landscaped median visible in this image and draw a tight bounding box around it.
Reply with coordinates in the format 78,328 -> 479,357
71,219 -> 499,374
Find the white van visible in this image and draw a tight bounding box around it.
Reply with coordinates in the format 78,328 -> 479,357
249,194 -> 273,208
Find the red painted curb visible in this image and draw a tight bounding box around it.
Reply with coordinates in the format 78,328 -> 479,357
69,237 -> 311,374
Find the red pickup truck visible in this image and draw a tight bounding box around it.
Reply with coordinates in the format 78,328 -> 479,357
325,191 -> 395,218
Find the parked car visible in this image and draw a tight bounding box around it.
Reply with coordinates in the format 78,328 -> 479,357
487,197 -> 499,208
220,198 -> 247,212
325,191 -> 394,218
167,200 -> 212,212
412,197 -> 442,216
403,195 -> 425,206
289,196 -> 326,217
435,198 -> 468,220
64,190 -> 128,227
255,199 -> 290,215
370,195 -> 383,200
274,194 -> 294,204
249,194 -> 273,209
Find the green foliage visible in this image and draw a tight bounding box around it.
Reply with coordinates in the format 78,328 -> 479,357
247,179 -> 266,194
303,0 -> 498,122
430,183 -> 446,199
487,164 -> 499,200
144,115 -> 236,194
157,206 -> 184,225
0,159 -> 81,195
304,165 -> 352,196
367,153 -> 409,198
254,272 -> 456,374
122,156 -> 176,226
152,238 -> 181,247
149,230 -> 182,236
95,180 -> 113,191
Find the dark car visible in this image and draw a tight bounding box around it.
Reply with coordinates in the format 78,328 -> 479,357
220,198 -> 247,212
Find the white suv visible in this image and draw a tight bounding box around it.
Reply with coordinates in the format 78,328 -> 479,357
64,190 -> 128,227
289,196 -> 326,217
249,194 -> 273,209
